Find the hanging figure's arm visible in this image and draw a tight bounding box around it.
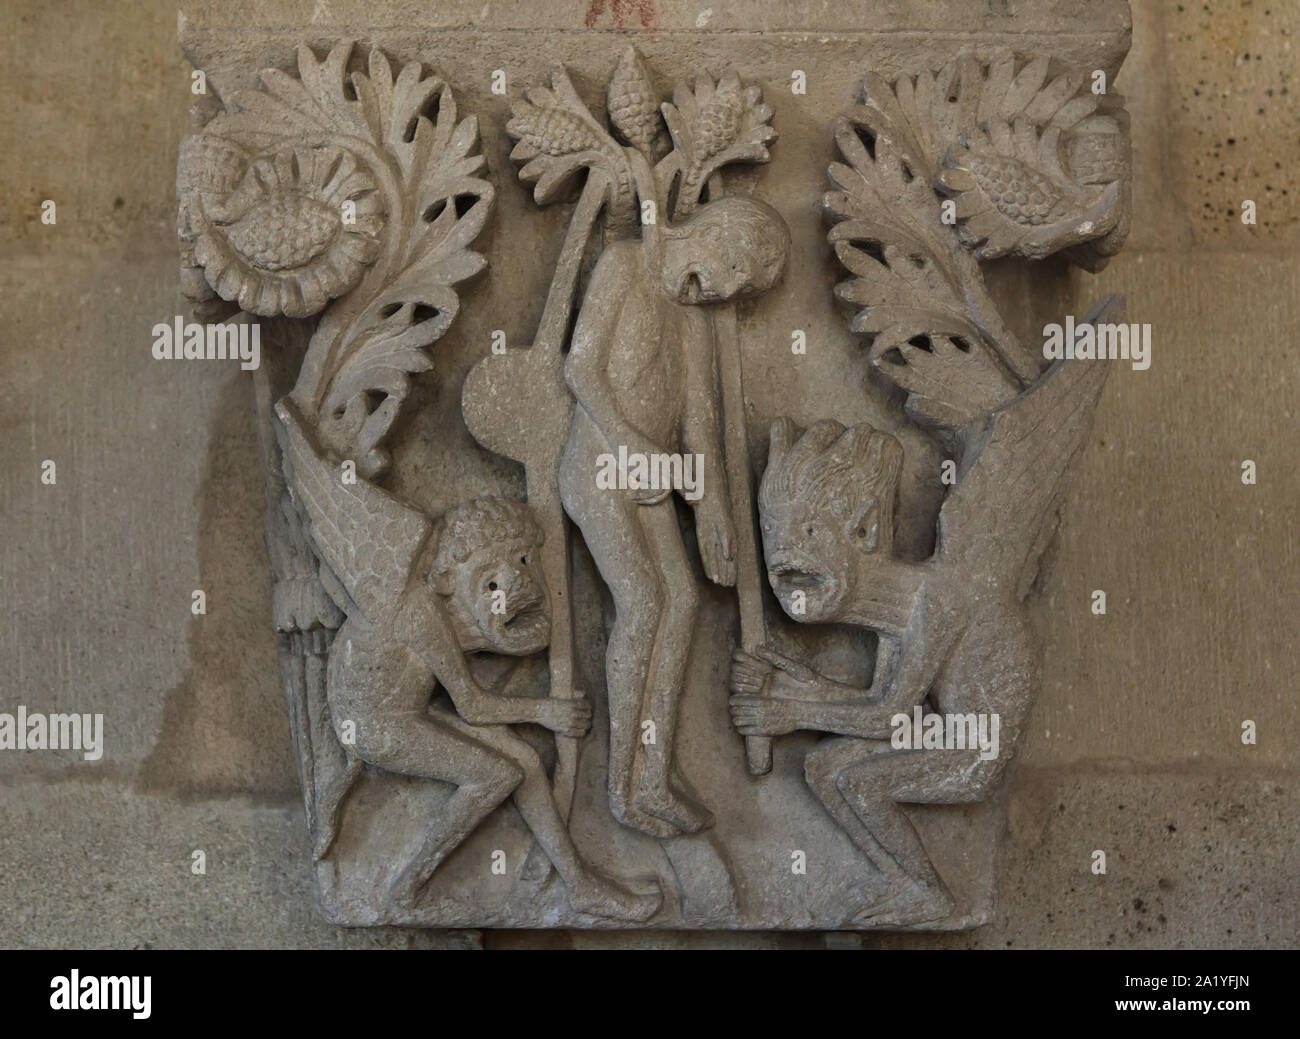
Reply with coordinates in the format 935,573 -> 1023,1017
681,304 -> 735,585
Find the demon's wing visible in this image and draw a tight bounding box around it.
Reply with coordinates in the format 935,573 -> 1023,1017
937,295 -> 1121,595
275,398 -> 432,628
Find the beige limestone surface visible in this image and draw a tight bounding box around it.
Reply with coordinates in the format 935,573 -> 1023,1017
0,0 -> 1295,947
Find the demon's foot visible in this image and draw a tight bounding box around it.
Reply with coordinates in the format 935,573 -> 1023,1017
850,879 -> 955,928
520,839 -> 553,886
388,873 -> 429,909
635,782 -> 714,835
568,871 -> 662,922
610,791 -> 685,840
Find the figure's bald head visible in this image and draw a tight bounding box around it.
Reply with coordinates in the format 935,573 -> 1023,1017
660,196 -> 790,304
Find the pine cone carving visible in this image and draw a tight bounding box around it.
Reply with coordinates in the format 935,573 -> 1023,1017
515,107 -> 600,156
691,91 -> 743,161
966,153 -> 1063,226
186,144 -> 384,317
607,46 -> 661,153
226,195 -> 340,270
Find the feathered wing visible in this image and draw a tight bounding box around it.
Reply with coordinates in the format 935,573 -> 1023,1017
275,398 -> 432,628
937,295 -> 1122,595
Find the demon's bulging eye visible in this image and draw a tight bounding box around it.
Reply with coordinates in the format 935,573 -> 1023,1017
489,581 -> 498,592
520,555 -> 527,566
853,506 -> 880,550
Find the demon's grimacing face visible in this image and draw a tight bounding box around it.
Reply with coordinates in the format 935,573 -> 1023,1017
439,534 -> 550,656
759,502 -> 861,624
757,419 -> 899,626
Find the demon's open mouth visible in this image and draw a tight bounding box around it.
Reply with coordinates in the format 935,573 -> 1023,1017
767,556 -> 828,591
680,271 -> 704,303
503,596 -> 546,631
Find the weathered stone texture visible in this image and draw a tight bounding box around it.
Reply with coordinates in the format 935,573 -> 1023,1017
0,0 -> 1296,947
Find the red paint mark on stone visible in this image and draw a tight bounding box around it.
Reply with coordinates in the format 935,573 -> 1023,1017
584,0 -> 656,29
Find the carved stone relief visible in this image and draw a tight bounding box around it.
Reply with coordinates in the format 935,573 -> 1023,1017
176,27 -> 1132,929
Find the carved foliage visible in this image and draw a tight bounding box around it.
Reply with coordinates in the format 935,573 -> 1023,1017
853,52 -> 1130,265
507,64 -> 639,234
659,68 -> 776,218
177,42 -> 494,475
505,49 -> 777,233
824,51 -> 1131,431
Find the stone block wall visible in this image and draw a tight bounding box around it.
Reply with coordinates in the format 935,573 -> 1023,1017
0,0 -> 1294,948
